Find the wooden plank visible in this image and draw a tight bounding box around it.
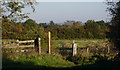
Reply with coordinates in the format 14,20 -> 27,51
18,40 -> 34,43
3,46 -> 19,48
3,45 -> 18,48
64,41 -> 98,43
19,45 -> 34,48
3,45 -> 34,48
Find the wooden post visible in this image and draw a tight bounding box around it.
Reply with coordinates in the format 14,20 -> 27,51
87,47 -> 89,53
16,39 -> 19,47
48,32 -> 51,54
38,38 -> 41,54
107,46 -> 110,53
34,38 -> 41,54
72,43 -> 77,56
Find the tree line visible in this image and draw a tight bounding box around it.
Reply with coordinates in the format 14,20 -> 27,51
2,18 -> 110,40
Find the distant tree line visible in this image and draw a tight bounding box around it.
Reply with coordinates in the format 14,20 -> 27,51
2,19 -> 110,40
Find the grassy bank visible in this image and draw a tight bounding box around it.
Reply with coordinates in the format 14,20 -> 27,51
2,49 -> 75,69
2,49 -> 120,70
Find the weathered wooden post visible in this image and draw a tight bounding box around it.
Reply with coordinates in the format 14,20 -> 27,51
87,47 -> 89,53
38,38 -> 41,54
48,32 -> 51,54
34,38 -> 41,54
107,46 -> 110,53
72,40 -> 77,56
16,39 -> 19,47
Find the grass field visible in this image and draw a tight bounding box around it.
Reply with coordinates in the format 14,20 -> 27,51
52,39 -> 109,48
51,39 -> 113,56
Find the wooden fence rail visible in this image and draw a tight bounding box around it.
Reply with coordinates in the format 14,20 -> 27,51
17,40 -> 34,48
18,40 -> 34,43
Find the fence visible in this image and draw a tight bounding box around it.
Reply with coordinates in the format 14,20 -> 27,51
2,38 -> 41,54
2,37 -> 116,56
2,32 -> 52,54
59,40 -> 114,56
2,39 -> 77,56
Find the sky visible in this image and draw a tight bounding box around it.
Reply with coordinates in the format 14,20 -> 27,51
23,2 -> 111,24
36,0 -> 118,2
36,0 -> 104,2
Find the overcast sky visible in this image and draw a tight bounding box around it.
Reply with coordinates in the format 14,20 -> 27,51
23,2 -> 111,24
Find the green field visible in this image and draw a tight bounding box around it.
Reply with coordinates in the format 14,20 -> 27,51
52,39 -> 109,48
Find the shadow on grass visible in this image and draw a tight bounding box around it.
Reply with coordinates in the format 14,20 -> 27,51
2,57 -> 120,70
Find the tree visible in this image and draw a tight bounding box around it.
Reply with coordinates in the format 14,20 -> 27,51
1,1 -> 37,39
85,20 -> 101,38
73,21 -> 82,27
107,1 -> 120,50
1,1 -> 36,22
0,7 -> 3,18
49,21 -> 55,25
96,20 -> 109,38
